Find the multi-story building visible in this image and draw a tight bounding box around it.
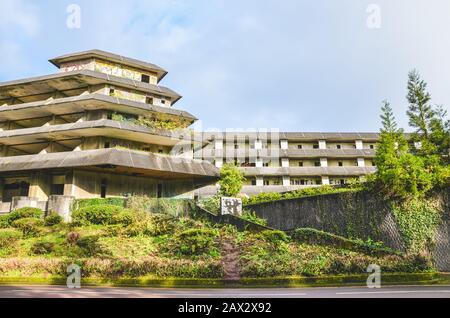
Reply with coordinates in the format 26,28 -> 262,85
195,132 -> 378,196
0,50 -> 218,213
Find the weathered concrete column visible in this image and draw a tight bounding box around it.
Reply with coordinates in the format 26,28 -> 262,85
63,170 -> 75,196
28,172 -> 51,201
47,195 -> 75,222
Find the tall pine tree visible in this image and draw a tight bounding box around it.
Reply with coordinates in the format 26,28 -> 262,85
380,100 -> 399,134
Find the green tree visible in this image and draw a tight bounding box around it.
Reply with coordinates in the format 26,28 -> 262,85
218,163 -> 245,197
429,105 -> 450,161
380,100 -> 399,134
406,69 -> 433,139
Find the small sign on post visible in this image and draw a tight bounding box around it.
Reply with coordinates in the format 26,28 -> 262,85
220,197 -> 243,216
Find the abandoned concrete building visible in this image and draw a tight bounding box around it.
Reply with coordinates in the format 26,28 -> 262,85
195,132 -> 378,196
0,50 -> 219,213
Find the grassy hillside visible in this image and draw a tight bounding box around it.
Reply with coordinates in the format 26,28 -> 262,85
0,204 -> 434,281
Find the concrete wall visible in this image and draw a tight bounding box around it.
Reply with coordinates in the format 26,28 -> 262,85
248,188 -> 450,271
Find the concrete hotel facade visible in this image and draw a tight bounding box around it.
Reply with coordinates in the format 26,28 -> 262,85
195,132 -> 378,196
0,50 -> 218,213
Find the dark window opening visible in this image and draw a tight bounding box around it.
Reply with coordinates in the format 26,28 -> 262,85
141,74 -> 150,83
336,145 -> 341,149
340,179 -> 345,185
263,180 -> 269,186
104,142 -> 110,149
251,179 -> 256,186
314,161 -> 320,167
100,179 -> 107,198
51,184 -> 64,195
370,145 -> 374,149
160,99 -> 166,105
298,161 -> 303,167
107,113 -> 112,120
313,144 -> 319,149
109,88 -> 115,95
338,161 -> 343,167
297,145 -> 302,149
157,184 -> 163,198
145,97 -> 153,104
158,149 -> 164,154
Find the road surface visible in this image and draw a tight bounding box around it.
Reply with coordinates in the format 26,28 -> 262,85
0,285 -> 449,298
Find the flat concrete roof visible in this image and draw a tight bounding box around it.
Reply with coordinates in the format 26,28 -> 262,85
195,148 -> 376,159
0,93 -> 196,123
0,69 -> 181,104
49,49 -> 168,82
0,119 -> 200,147
201,131 -> 381,142
0,148 -> 219,180
240,166 -> 376,177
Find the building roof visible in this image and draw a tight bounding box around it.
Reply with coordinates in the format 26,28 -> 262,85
0,148 -> 219,180
49,49 -> 168,82
0,69 -> 182,104
0,93 -> 196,123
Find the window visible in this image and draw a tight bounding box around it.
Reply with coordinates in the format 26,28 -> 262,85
336,145 -> 341,149
160,99 -> 166,105
109,87 -> 115,95
234,144 -> 239,149
340,179 -> 345,185
145,97 -> 153,104
107,113 -> 112,120
51,184 -> 64,195
251,179 -> 256,186
370,144 -> 374,149
158,149 -> 164,154
298,161 -> 303,167
141,74 -> 150,83
157,184 -> 163,198
263,180 -> 269,186
104,142 -> 110,149
313,144 -> 319,149
314,161 -> 320,167
297,144 -> 302,149
338,161 -> 343,167
100,179 -> 107,198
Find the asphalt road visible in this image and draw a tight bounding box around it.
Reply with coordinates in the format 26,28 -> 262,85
0,285 -> 449,298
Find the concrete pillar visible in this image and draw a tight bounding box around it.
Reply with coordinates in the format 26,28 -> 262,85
320,158 -> 328,167
64,171 -> 75,196
321,176 -> 330,185
281,158 -> 289,167
47,195 -> 75,222
357,158 -> 365,167
215,158 -> 223,168
355,140 -> 363,150
280,139 -> 288,150
318,140 -> 327,150
215,139 -> 223,150
256,176 -> 264,187
282,176 -> 290,186
28,172 -> 50,201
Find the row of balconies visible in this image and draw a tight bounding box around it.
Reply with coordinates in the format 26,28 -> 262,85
242,174 -> 368,186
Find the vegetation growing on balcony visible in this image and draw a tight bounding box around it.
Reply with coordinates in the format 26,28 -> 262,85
111,112 -> 191,131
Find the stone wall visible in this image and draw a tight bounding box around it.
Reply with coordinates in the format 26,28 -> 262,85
248,188 -> 450,270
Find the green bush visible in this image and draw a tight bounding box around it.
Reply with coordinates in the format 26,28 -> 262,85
72,198 -> 125,210
44,212 -> 63,226
0,229 -> 22,248
122,213 -> 175,237
11,218 -> 44,237
198,195 -> 221,214
0,215 -> 9,228
7,207 -> 43,224
292,228 -> 397,255
76,235 -> 104,256
240,210 -> 267,226
31,240 -> 55,255
256,230 -> 289,248
72,205 -> 133,225
171,228 -> 218,256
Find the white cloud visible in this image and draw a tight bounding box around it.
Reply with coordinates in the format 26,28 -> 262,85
0,0 -> 40,35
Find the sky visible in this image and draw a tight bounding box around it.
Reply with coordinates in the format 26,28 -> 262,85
0,0 -> 449,132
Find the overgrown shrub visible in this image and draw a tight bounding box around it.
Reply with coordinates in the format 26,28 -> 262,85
170,228 -> 219,256
76,235 -> 105,256
66,231 -> 81,245
123,213 -> 175,237
72,198 -> 125,210
72,205 -> 132,225
31,240 -> 55,255
44,212 -> 63,226
0,229 -> 22,248
198,195 -> 220,214
240,210 -> 267,226
255,230 -> 289,249
0,215 -> 9,229
7,207 -> 43,223
11,218 -> 44,237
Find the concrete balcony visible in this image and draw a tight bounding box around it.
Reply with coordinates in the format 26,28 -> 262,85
0,119 -> 200,148
239,166 -> 376,177
0,148 -> 219,180
0,93 -> 196,123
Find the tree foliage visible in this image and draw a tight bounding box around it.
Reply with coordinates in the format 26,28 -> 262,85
218,163 -> 245,197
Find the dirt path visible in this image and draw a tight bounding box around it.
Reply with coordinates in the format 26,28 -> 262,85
220,236 -> 240,281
